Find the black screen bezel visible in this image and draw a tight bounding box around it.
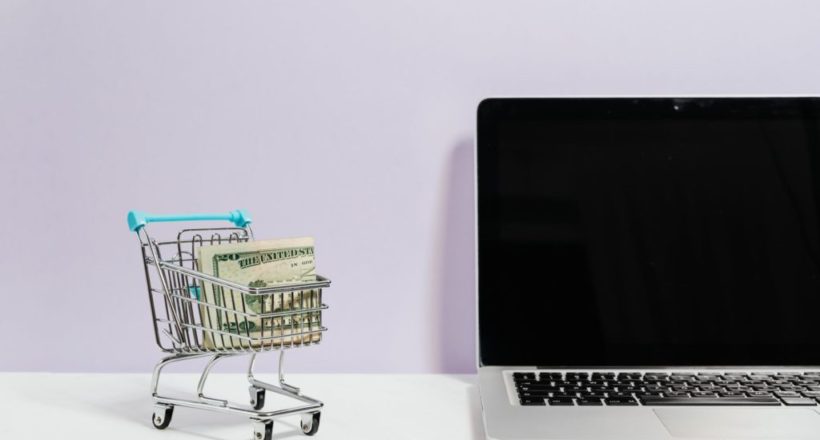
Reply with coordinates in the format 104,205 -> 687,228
476,97 -> 820,368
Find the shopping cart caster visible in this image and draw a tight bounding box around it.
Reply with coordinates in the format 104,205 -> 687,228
249,385 -> 266,410
152,404 -> 174,430
252,419 -> 274,440
300,412 -> 321,436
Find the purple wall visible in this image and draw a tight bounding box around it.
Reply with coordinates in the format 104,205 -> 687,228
2,1 -> 820,373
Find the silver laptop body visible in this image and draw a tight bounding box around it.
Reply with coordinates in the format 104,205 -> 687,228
476,97 -> 820,440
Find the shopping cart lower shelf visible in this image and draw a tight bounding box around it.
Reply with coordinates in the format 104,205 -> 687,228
128,210 -> 330,440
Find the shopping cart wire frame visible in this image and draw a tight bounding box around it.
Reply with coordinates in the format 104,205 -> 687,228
129,210 -> 329,439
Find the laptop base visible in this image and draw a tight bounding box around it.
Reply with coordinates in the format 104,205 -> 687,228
480,367 -> 820,440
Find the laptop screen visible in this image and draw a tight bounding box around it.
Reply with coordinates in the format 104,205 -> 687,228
477,97 -> 820,367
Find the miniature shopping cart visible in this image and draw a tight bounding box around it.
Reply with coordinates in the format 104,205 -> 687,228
128,210 -> 330,440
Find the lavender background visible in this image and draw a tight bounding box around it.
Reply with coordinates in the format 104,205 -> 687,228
2,1 -> 820,373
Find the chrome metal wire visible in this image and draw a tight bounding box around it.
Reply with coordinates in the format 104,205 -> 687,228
134,224 -> 330,428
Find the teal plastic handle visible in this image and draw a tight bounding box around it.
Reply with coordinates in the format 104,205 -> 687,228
127,210 -> 251,232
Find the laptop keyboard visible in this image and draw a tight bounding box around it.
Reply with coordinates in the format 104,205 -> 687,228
513,371 -> 820,406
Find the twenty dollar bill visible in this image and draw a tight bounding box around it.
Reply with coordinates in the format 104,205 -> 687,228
196,237 -> 321,350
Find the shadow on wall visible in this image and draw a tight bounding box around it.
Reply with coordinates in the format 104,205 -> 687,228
438,139 -> 477,373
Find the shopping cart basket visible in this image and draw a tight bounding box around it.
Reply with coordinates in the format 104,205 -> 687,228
128,210 -> 330,440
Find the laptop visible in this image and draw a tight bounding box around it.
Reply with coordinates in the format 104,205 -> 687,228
476,97 -> 820,439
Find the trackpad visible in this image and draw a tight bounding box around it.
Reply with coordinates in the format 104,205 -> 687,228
655,408 -> 820,439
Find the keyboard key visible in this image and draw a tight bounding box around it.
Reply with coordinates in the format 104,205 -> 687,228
566,373 -> 589,380
619,386 -> 644,393
605,397 -> 639,406
641,397 -> 780,406
719,391 -> 747,397
748,391 -> 774,397
540,372 -> 562,381
665,391 -> 691,397
696,374 -> 722,380
577,398 -> 603,406
563,386 -> 587,392
548,397 -> 575,406
781,397 -> 817,406
779,385 -> 802,392
518,385 -> 559,392
636,392 -> 664,398
592,372 -> 616,380
617,373 -> 642,380
519,391 -> 552,398
520,398 -> 546,406
750,373 -> 777,379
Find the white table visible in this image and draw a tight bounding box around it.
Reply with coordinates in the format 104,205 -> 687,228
0,373 -> 484,440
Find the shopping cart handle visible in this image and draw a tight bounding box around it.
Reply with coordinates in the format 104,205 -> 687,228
127,210 -> 252,231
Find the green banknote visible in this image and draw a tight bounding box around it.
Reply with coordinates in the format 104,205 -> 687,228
196,237 -> 321,350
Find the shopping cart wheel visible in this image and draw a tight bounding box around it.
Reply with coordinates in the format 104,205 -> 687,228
300,412 -> 321,436
250,386 -> 266,410
252,419 -> 273,440
152,404 -> 174,430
